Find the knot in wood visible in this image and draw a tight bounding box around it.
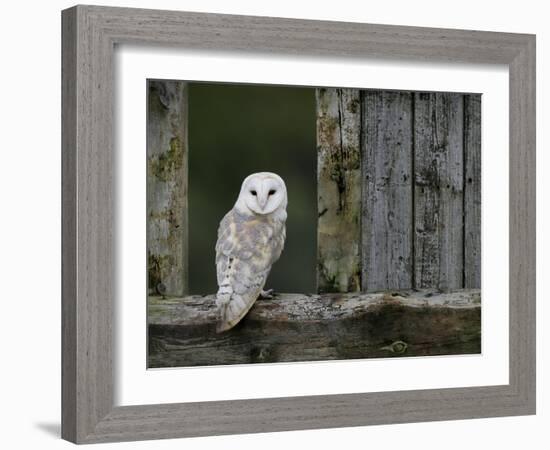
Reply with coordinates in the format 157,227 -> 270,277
381,340 -> 408,354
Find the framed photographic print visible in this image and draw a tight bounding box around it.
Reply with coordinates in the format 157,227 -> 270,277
62,5 -> 536,444
146,81 -> 482,368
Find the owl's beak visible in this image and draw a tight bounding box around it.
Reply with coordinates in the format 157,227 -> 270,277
258,191 -> 268,209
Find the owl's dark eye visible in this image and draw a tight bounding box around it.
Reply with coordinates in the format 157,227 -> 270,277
268,189 -> 276,196
250,190 -> 257,196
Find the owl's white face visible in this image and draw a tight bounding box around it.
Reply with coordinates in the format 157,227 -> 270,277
236,172 -> 287,216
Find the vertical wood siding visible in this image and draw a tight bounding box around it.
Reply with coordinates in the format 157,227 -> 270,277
145,85 -> 480,296
316,88 -> 362,293
362,91 -> 414,291
414,93 -> 464,289
463,96 -> 482,288
317,89 -> 481,292
147,80 -> 188,296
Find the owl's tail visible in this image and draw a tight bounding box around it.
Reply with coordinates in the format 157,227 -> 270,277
216,278 -> 260,333
215,257 -> 263,333
216,291 -> 257,333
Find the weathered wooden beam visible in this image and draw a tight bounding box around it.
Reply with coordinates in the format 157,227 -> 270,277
316,88 -> 362,293
362,91 -> 414,291
148,289 -> 480,368
414,92 -> 464,289
147,80 -> 188,296
464,95 -> 482,288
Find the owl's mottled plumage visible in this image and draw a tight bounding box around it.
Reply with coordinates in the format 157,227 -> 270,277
215,172 -> 287,332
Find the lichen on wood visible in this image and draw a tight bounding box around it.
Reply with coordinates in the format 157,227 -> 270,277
316,88 -> 362,293
148,289 -> 481,367
147,80 -> 188,296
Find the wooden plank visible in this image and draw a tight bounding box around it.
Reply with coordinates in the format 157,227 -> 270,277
61,7 -> 78,442
316,88 -> 362,293
508,38 -> 536,412
464,95 -> 482,288
62,6 -> 117,441
147,80 -> 188,296
148,289 -> 481,367
362,91 -> 414,291
414,92 -> 464,289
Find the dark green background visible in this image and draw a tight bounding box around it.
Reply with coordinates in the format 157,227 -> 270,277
188,83 -> 317,295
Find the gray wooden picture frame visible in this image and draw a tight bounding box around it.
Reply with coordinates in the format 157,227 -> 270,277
62,5 -> 536,444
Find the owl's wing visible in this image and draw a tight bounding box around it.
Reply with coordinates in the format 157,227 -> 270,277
215,211 -> 276,333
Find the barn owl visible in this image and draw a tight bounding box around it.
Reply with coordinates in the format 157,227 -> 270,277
215,172 -> 287,332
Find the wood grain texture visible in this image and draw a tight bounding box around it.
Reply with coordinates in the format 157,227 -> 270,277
508,38 -> 536,409
62,5 -> 115,442
91,384 -> 520,443
62,5 -> 535,443
147,80 -> 188,296
414,93 -> 464,289
148,290 -> 480,367
86,6 -> 531,64
61,7 -> 77,442
362,91 -> 413,291
316,88 -> 362,293
464,95 -> 482,288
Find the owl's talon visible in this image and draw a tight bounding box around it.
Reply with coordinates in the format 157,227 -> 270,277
259,289 -> 274,299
